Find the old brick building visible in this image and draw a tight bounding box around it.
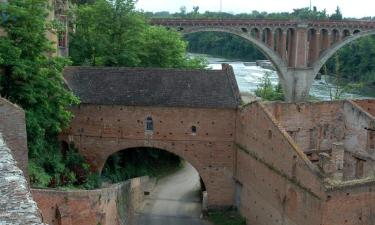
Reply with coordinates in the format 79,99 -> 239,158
60,64 -> 375,225
62,64 -> 241,208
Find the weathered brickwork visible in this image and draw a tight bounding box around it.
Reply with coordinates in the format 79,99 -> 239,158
234,102 -> 325,225
322,183 -> 375,225
354,99 -> 375,117
61,105 -> 236,208
0,134 -> 43,225
264,100 -> 375,181
0,97 -> 28,178
32,177 -> 149,225
234,100 -> 375,225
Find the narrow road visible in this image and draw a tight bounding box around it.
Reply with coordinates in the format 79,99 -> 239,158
135,162 -> 211,225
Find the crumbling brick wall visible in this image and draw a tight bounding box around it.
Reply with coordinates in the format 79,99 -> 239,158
234,102 -> 325,225
264,101 -> 345,152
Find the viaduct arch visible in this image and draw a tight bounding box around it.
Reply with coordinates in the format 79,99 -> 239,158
151,19 -> 375,102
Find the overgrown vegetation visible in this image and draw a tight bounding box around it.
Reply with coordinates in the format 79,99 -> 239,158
102,148 -> 182,183
254,71 -> 284,101
208,210 -> 246,225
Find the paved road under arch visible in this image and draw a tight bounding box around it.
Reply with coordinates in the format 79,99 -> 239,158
135,162 -> 212,225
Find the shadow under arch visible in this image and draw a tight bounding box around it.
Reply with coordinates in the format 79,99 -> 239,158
179,27 -> 288,83
313,30 -> 375,75
99,145 -> 209,201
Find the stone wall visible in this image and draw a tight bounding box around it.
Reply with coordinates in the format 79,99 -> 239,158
32,176 -> 151,225
0,97 -> 28,178
61,105 -> 237,208
0,133 -> 44,224
234,102 -> 325,225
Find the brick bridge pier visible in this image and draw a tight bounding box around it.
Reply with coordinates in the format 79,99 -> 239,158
151,18 -> 375,102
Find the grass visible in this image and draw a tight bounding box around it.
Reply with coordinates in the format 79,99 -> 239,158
208,210 -> 246,225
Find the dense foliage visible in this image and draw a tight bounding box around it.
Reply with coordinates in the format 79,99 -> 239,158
0,0 -> 83,187
186,33 -> 266,61
325,37 -> 375,94
70,0 -> 206,68
102,148 -> 182,183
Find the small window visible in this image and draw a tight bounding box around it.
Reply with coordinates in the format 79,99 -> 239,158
191,126 -> 197,134
146,117 -> 153,131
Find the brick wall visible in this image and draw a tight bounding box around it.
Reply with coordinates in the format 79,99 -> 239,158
264,101 -> 344,152
354,99 -> 375,117
0,97 -> 28,178
234,102 -> 326,225
32,176 -> 150,225
322,182 -> 375,225
61,104 -> 237,208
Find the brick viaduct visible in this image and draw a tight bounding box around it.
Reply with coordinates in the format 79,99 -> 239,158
151,18 -> 375,103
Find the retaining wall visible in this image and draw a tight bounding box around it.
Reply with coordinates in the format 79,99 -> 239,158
32,177 -> 152,225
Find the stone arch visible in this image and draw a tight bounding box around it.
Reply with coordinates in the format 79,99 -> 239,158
331,29 -> 340,44
97,142 -> 213,204
342,29 -> 351,39
307,28 -> 319,65
286,28 -> 296,67
180,27 -> 288,82
274,28 -> 285,56
250,27 -> 261,40
313,29 -> 375,75
262,27 -> 273,48
320,28 -> 330,51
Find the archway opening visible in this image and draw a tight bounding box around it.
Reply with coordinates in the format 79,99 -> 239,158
101,147 -> 208,214
317,33 -> 375,99
184,31 -> 285,101
185,31 -> 266,62
286,28 -> 296,67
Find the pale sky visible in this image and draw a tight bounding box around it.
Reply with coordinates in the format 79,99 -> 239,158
136,0 -> 375,18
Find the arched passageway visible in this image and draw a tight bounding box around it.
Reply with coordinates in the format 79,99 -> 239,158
102,147 -> 209,225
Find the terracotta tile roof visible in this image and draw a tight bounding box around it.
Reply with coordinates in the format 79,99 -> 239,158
63,64 -> 241,109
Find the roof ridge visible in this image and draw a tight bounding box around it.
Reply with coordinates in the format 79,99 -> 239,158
65,66 -> 224,73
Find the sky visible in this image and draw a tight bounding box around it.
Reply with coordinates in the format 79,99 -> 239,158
136,0 -> 375,18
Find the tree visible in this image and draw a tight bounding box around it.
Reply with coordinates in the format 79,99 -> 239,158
330,6 -> 343,20
0,0 -> 79,186
70,0 -> 205,68
324,54 -> 363,100
255,71 -> 284,101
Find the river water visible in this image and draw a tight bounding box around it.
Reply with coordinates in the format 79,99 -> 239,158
192,53 -> 367,100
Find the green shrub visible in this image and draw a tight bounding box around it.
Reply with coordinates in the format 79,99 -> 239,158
255,71 -> 284,101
